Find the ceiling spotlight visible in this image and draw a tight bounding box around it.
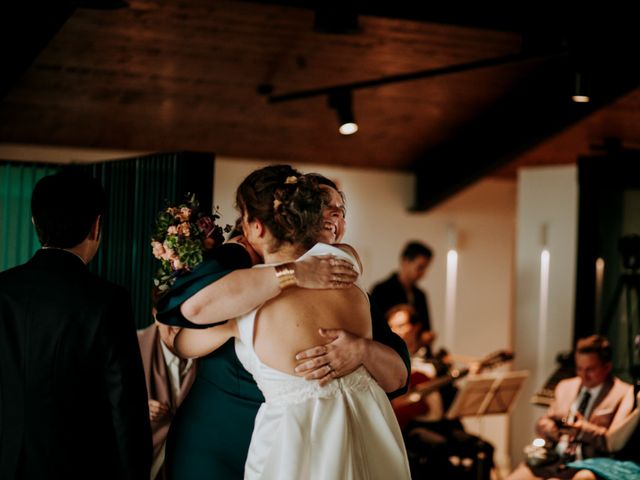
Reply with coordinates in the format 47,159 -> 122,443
328,90 -> 358,136
572,71 -> 590,103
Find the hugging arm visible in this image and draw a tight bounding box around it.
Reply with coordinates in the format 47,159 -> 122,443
174,321 -> 238,359
181,253 -> 357,325
155,243 -> 252,329
156,243 -> 356,329
295,296 -> 411,397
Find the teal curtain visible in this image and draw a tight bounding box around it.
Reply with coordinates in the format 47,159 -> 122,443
84,152 -> 214,329
0,161 -> 59,272
0,153 -> 213,330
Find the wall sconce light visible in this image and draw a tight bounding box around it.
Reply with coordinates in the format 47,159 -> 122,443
445,224 -> 459,348
328,89 -> 358,135
572,71 -> 590,103
595,257 -> 605,322
537,222 -> 551,385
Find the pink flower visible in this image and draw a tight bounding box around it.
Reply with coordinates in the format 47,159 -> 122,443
151,241 -> 165,259
178,222 -> 191,237
163,243 -> 175,259
152,197 -> 232,294
178,207 -> 192,222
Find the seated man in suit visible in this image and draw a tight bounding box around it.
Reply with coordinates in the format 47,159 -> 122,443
138,316 -> 197,480
568,389 -> 640,479
508,334 -> 635,480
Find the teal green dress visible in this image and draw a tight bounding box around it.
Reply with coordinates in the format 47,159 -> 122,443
157,244 -> 410,479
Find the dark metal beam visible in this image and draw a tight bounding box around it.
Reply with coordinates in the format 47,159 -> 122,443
267,50 -> 567,103
411,24 -> 640,211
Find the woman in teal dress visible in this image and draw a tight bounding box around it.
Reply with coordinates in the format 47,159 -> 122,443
156,168 -> 410,479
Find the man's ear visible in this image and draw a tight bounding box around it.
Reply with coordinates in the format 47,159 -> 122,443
89,215 -> 101,241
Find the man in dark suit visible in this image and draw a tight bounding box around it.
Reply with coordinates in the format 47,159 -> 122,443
0,170 -> 151,479
371,241 -> 436,353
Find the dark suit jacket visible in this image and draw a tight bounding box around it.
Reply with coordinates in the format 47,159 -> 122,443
0,249 -> 152,479
370,272 -> 431,331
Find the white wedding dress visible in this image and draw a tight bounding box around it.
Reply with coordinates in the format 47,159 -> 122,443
234,243 -> 411,480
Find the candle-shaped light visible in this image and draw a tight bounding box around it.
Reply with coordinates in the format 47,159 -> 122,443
595,258 -> 605,323
537,223 -> 550,386
445,225 -> 458,348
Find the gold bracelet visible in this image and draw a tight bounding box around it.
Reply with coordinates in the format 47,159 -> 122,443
274,262 -> 297,290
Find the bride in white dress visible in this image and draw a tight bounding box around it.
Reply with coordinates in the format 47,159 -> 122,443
174,165 -> 410,479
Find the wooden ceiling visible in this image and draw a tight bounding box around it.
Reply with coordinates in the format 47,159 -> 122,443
0,1 -> 638,208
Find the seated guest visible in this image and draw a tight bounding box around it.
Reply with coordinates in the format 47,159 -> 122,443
567,390 -> 640,480
388,304 -> 495,480
508,335 -> 635,480
138,317 -> 197,480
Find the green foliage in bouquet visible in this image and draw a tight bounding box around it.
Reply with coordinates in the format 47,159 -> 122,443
151,193 -> 231,297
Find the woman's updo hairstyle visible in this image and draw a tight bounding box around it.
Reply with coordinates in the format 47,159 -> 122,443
236,165 -> 323,250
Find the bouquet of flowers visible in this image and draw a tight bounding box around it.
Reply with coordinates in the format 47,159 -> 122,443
151,193 -> 232,297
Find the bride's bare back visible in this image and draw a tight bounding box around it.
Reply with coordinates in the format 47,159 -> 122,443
254,285 -> 371,374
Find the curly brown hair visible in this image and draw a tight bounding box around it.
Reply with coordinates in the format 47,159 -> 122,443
235,165 -> 323,252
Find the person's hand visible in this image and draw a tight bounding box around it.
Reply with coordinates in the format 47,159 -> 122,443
538,416 -> 560,442
565,412 -> 584,439
148,399 -> 170,422
293,255 -> 357,289
294,328 -> 366,386
157,322 -> 181,353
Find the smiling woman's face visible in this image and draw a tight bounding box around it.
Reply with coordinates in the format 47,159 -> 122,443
317,186 -> 346,244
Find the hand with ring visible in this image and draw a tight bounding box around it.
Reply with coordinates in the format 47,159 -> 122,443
294,328 -> 366,386
293,255 -> 358,290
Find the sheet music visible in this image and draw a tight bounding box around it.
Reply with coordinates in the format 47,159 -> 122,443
447,370 -> 529,419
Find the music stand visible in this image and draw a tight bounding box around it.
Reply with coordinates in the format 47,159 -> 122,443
443,371 -> 527,480
446,370 -> 529,420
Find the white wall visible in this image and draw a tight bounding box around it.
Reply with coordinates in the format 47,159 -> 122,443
214,157 -> 517,470
510,165 -> 578,467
